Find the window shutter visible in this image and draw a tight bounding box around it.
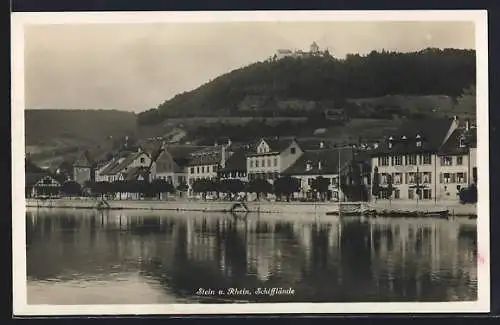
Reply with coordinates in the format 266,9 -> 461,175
464,172 -> 468,183
439,172 -> 443,184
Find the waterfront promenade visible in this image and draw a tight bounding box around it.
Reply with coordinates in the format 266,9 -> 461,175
25,197 -> 477,216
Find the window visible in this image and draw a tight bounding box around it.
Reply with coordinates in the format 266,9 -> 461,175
441,156 -> 453,166
140,157 -> 145,163
178,176 -> 183,184
274,158 -> 278,167
212,165 -> 217,172
423,189 -> 432,199
394,173 -> 402,184
442,173 -> 451,183
190,167 -> 194,174
201,166 -> 205,173
407,154 -> 417,165
473,167 -> 477,183
408,172 -> 416,184
459,137 -> 466,148
197,167 -> 200,173
408,189 -> 414,200
423,172 -> 431,184
290,147 -> 296,154
457,156 -> 463,165
394,189 -> 400,199
379,156 -> 389,166
422,153 -> 431,165
381,173 -> 388,185
457,172 -> 466,183
394,155 -> 403,165
262,159 -> 266,167
250,160 -> 254,168
167,176 -> 172,183
256,160 -> 259,167
267,159 -> 271,167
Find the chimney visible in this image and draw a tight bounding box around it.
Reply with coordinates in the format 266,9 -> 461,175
465,120 -> 470,131
221,146 -> 226,168
227,138 -> 232,147
214,140 -> 218,147
388,136 -> 393,149
306,161 -> 312,171
319,141 -> 325,149
318,161 -> 322,170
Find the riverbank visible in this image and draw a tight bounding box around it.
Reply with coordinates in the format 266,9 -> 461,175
369,200 -> 477,217
25,198 -> 335,215
25,198 -> 477,216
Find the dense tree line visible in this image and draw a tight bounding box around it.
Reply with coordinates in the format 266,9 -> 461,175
138,48 -> 475,123
190,176 -> 338,202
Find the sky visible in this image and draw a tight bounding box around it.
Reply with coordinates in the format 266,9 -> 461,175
23,21 -> 475,113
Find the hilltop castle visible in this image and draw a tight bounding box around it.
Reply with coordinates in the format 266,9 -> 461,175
274,42 -> 329,60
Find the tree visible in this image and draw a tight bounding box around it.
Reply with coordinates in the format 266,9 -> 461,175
310,176 -> 330,201
191,178 -> 218,200
89,181 -> 113,198
218,179 -> 246,199
459,184 -> 477,204
61,181 -> 82,197
273,176 -> 301,202
372,167 -> 380,200
386,174 -> 394,201
176,182 -> 189,198
149,179 -> 175,199
246,178 -> 273,200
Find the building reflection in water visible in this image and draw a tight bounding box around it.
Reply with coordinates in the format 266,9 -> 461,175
26,208 -> 477,304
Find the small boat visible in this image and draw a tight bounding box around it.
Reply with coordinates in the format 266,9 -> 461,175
326,202 -> 372,216
375,210 -> 449,218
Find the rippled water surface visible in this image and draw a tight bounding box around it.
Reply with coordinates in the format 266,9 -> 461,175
26,208 -> 477,304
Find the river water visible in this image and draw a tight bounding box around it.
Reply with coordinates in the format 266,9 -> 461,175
25,208 -> 477,304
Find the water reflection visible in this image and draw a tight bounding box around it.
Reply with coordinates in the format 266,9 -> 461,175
26,209 -> 477,304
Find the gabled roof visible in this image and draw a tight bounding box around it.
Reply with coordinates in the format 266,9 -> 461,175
296,138 -> 333,151
73,150 -> 94,168
123,166 -> 150,181
100,151 -> 148,176
187,145 -> 227,166
438,127 -> 476,155
25,173 -> 60,188
263,137 -> 296,152
370,117 -> 454,156
283,148 -> 354,176
247,137 -> 299,157
220,150 -> 247,172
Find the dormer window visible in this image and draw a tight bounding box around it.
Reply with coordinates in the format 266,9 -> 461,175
401,135 -> 407,140
459,136 -> 466,148
306,161 -> 312,171
416,134 -> 422,148
388,136 -> 393,149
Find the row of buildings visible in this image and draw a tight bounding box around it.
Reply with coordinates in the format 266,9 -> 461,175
27,116 -> 477,202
